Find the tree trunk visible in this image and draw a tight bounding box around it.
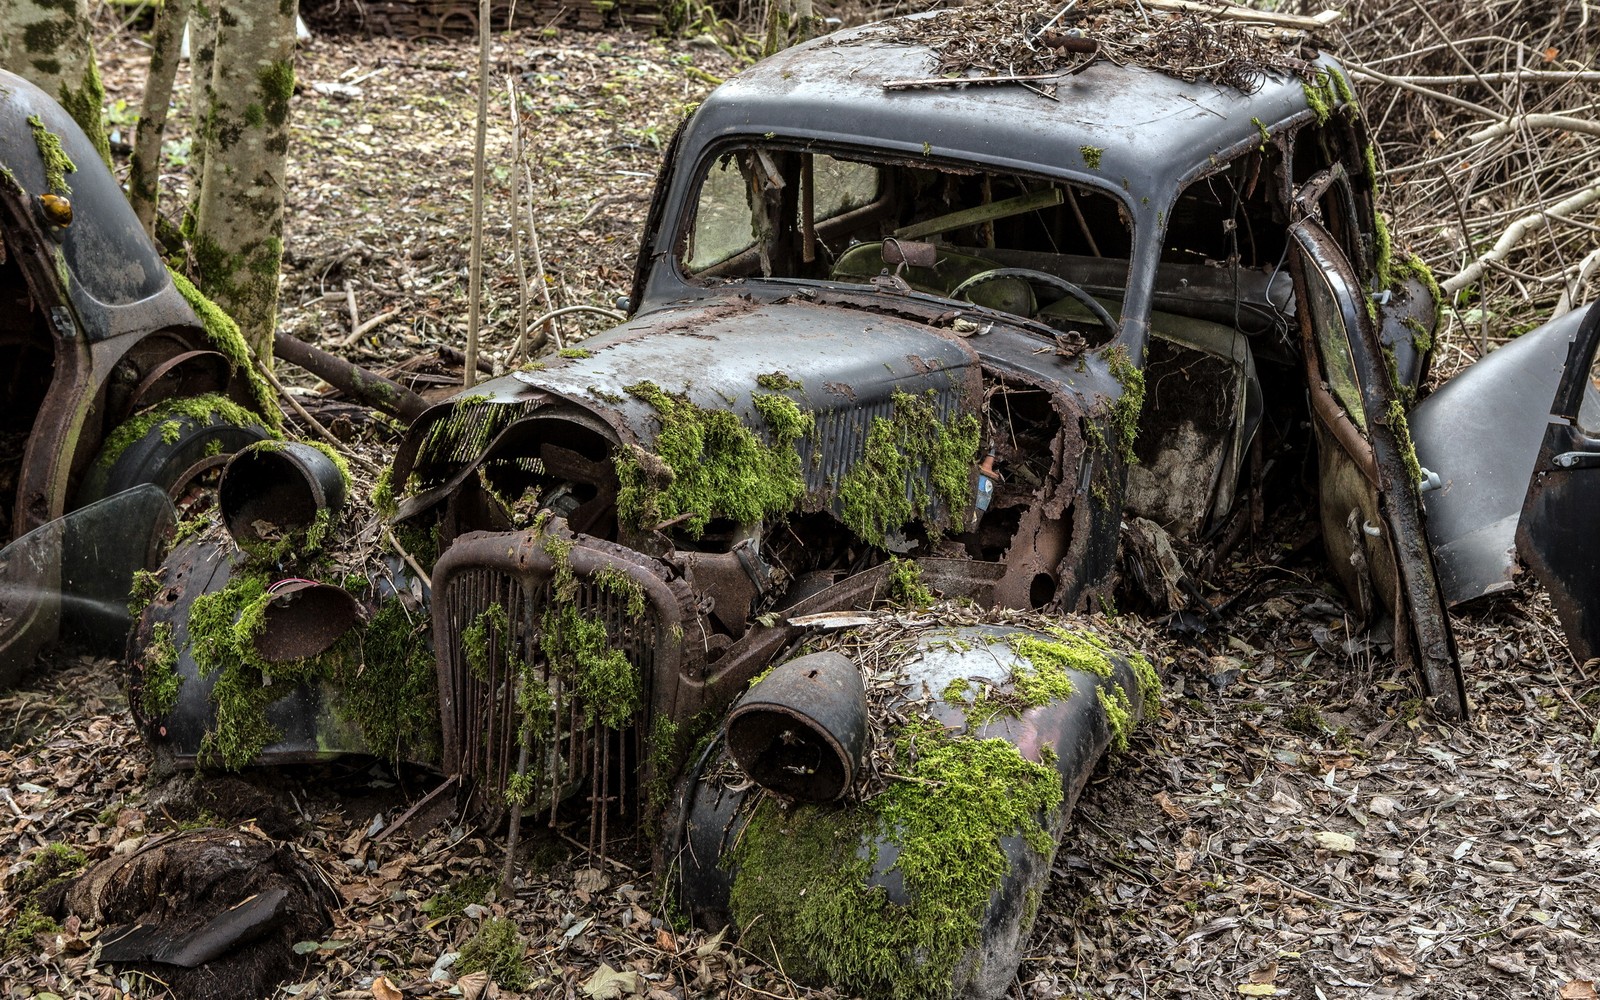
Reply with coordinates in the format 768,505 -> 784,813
188,0 -> 299,360
0,0 -> 112,166
130,0 -> 192,236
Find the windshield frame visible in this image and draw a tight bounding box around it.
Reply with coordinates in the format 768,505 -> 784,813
654,133 -> 1157,348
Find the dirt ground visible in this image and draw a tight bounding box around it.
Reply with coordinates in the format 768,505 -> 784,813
2,11 -> 1599,1000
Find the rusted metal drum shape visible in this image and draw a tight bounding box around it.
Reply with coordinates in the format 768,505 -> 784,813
725,650 -> 868,802
218,442 -> 347,552
253,579 -> 365,662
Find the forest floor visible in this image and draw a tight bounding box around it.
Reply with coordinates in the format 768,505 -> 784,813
3,11 -> 1599,1000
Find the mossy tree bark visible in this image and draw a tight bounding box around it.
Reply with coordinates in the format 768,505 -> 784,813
187,0 -> 298,360
129,0 -> 191,236
0,0 -> 112,166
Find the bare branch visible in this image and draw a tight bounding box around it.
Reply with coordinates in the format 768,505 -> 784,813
1441,181 -> 1600,296
1466,113 -> 1600,144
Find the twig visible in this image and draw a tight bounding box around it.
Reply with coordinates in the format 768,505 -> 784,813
884,71 -> 1077,90
507,76 -> 562,362
337,307 -> 402,347
1554,248 -> 1600,318
1466,113 -> 1600,144
1342,60 -> 1498,117
1441,180 -> 1600,295
384,527 -> 432,590
1373,70 -> 1600,86
256,358 -> 382,475
344,283 -> 359,338
464,0 -> 491,389
505,77 -> 533,370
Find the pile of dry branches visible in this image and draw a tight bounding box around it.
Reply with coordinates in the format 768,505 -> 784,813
1291,0 -> 1599,376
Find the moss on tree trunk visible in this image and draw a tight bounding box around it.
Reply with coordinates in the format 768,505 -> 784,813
0,0 -> 112,167
188,0 -> 299,360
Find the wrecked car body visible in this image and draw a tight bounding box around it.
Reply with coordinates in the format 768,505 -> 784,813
0,69 -> 275,686
126,2 -> 1600,995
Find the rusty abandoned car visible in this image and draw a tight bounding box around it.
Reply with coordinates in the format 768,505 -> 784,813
6,3 -> 1597,998
0,68 -> 275,688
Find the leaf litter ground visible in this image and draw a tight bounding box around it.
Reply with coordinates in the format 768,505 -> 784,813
3,13 -> 1599,1000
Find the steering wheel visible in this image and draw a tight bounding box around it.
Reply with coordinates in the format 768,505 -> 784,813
950,267 -> 1119,341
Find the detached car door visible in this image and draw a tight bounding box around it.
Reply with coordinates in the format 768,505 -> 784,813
1287,218 -> 1467,719
1516,303 -> 1600,663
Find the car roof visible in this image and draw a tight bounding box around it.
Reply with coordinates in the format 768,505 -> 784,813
689,12 -> 1345,202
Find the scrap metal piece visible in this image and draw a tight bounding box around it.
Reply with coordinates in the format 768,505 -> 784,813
1411,306 -> 1590,605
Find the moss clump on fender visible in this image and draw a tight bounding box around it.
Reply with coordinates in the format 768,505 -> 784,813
97,392 -> 273,471
729,723 -> 1063,999
614,380 -> 815,537
838,389 -> 980,548
25,114 -> 76,196
140,621 -> 183,718
166,269 -> 280,424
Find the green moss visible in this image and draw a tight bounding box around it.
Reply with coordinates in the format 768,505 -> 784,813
4,906 -> 60,957
540,605 -> 637,729
417,396 -> 534,475
1285,703 -> 1325,735
1103,345 -> 1146,465
1251,116 -> 1270,151
98,392 -> 271,470
885,557 -> 934,608
837,390 -> 980,548
592,565 -> 648,618
330,597 -> 441,765
166,269 -> 280,424
1079,145 -> 1103,170
1302,71 -> 1332,124
614,380 -> 815,537
11,843 -> 86,900
756,371 -> 804,392
1097,684 -> 1134,752
1328,66 -> 1356,109
257,59 -> 295,128
128,568 -> 162,617
373,466 -> 398,519
421,872 -> 497,917
728,723 -> 1062,999
25,114 -> 76,196
141,621 -> 183,717
463,603 -> 508,683
1387,399 -> 1424,490
301,440 -> 353,493
56,59 -> 112,167
557,347 -> 593,359
455,917 -> 531,990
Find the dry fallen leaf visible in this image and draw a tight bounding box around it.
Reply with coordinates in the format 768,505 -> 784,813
1154,791 -> 1189,821
457,971 -> 495,1000
372,976 -> 403,1000
1313,830 -> 1357,853
1371,945 -> 1417,977
1559,982 -> 1598,1000
583,963 -> 644,999
1237,985 -> 1277,996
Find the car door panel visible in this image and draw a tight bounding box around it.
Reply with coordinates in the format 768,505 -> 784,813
1288,220 -> 1466,719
